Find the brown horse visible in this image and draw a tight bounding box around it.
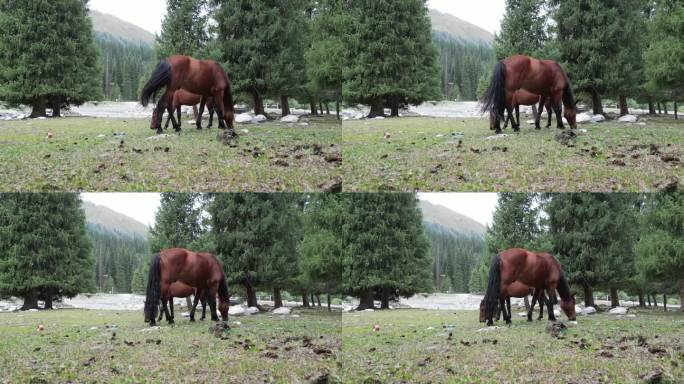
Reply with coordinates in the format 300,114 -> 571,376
144,248 -> 229,326
482,55 -> 577,134
483,248 -> 576,326
150,90 -> 215,132
140,55 -> 235,134
479,281 -> 549,323
157,282 -> 207,323
502,90 -> 554,130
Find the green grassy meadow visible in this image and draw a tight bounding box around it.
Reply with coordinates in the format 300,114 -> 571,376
0,116 -> 341,192
0,309 -> 340,383
342,116 -> 684,192
340,308 -> 684,383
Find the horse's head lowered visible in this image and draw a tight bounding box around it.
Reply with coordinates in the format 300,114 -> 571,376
218,297 -> 229,321
560,294 -> 577,321
564,106 -> 577,130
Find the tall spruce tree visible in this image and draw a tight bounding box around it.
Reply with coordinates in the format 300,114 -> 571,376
209,194 -> 300,308
553,0 -> 647,115
343,0 -> 440,117
644,0 -> 684,118
156,0 -> 210,59
149,193 -> 204,253
486,193 -> 542,254
342,194 -> 431,310
494,0 -> 549,60
0,194 -> 94,310
635,193 -> 684,311
546,194 -> 639,307
0,0 -> 102,117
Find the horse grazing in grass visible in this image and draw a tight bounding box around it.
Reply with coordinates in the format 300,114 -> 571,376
144,248 -> 229,326
479,281 -> 550,323
483,248 -> 576,326
140,55 -> 235,134
157,282 -> 207,323
482,55 -> 577,134
150,89 -> 215,132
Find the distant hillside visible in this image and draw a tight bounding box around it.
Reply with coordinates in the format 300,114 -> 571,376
89,10 -> 156,46
429,9 -> 494,44
419,200 -> 487,236
82,201 -> 149,238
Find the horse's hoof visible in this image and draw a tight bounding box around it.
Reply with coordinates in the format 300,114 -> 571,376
189,318 -> 195,322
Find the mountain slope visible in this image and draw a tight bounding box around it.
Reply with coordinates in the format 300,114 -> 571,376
82,201 -> 149,238
89,10 -> 156,46
419,200 -> 487,236
429,9 -> 494,44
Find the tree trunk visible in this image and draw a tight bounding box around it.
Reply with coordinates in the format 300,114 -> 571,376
316,294 -> 321,307
380,287 -> 390,309
319,101 -> 324,115
663,294 -> 667,312
638,290 -> 646,308
251,89 -> 265,116
657,102 -> 662,114
648,97 -> 656,115
663,102 -> 668,115
273,287 -> 283,309
356,289 -> 375,311
280,95 -> 291,117
582,284 -> 595,307
335,88 -> 341,120
325,102 -> 330,115
590,89 -> 603,115
310,293 -> 315,306
680,281 -> 684,311
618,95 -> 629,116
309,99 -> 318,116
302,293 -> 310,308
610,287 -> 620,308
647,294 -> 651,307
674,101 -> 679,120
245,283 -> 258,308
21,290 -> 38,310
327,293 -> 331,312
367,98 -> 385,118
30,98 -> 47,118
44,295 -> 53,310
652,294 -> 658,308
51,100 -> 61,118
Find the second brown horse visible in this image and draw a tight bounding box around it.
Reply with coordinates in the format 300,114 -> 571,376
150,89 -> 215,132
144,248 -> 229,326
483,248 -> 576,326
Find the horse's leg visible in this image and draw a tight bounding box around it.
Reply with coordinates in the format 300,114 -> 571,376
535,98 -> 545,129
164,298 -> 174,324
539,295 -> 546,320
552,92 -> 564,129
190,290 -> 202,322
515,105 -> 521,131
207,105 -> 214,129
169,298 -> 175,322
197,98 -> 206,130
175,106 -> 182,132
546,287 -> 557,321
158,299 -> 164,322
200,293 -> 207,321
208,288 -> 219,322
155,97 -> 169,135
528,293 -> 537,322
213,90 -> 228,130
546,103 -> 553,129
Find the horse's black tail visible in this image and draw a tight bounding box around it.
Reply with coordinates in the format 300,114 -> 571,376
484,254 -> 502,321
218,276 -> 229,302
140,60 -> 172,107
144,254 -> 161,323
480,61 -> 507,120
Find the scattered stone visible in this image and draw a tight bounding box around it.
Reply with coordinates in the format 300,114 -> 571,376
82,357 -> 96,367
476,327 -> 501,333
609,307 -> 628,315
417,357 -> 431,367
384,132 -> 391,139
253,114 -> 267,123
235,113 -> 255,124
273,307 -> 291,315
324,153 -> 342,163
245,307 -> 259,315
280,115 -> 300,123
263,351 -> 279,359
591,115 -> 606,123
556,131 -> 577,146
430,164 -> 443,174
485,134 -> 509,140
274,159 -> 290,167
210,322 -> 230,338
576,113 -> 592,124
611,159 -> 627,167
661,155 -> 680,163
618,114 -> 638,123
546,322 -> 567,339
580,306 -> 597,316
598,350 -> 614,358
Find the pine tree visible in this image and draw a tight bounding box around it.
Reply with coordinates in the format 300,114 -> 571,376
149,193 -> 203,253
0,194 -> 94,309
343,0 -> 440,117
156,0 -> 210,59
635,193 -> 684,311
486,193 -> 542,254
546,193 -> 639,307
494,0 -> 549,60
0,0 -> 102,117
644,0 -> 684,118
552,0 -> 648,115
342,194 -> 431,310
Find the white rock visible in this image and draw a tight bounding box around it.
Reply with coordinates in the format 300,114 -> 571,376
476,326 -> 501,333
280,115 -> 299,123
273,307 -> 291,315
232,321 -> 242,326
89,326 -> 98,330
235,113 -> 255,124
97,134 -> 106,138
363,309 -> 375,312
618,114 -> 638,123
518,312 -> 527,317
240,129 -> 249,134
342,305 -> 355,313
576,113 -> 592,124
568,321 -> 578,326
228,306 -> 246,316
146,134 -> 172,140
298,122 -> 309,127
578,129 -> 588,134
485,134 -> 510,140
436,134 -> 445,138
139,326 -> 162,332
290,314 -> 300,318
253,114 -> 267,123
29,309 -> 38,312
591,115 -> 606,123
609,307 -> 628,315
526,119 -> 536,125
181,312 -> 190,318
554,309 -> 561,317
245,306 -> 259,315
637,122 -> 646,126
626,314 -> 636,318
375,116 -> 385,120
581,306 -> 597,315
37,117 -> 47,120
426,326 -> 435,330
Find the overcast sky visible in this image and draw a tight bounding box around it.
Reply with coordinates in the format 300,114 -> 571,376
81,193 -> 161,227
89,0 -> 505,36
419,193 -> 499,227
